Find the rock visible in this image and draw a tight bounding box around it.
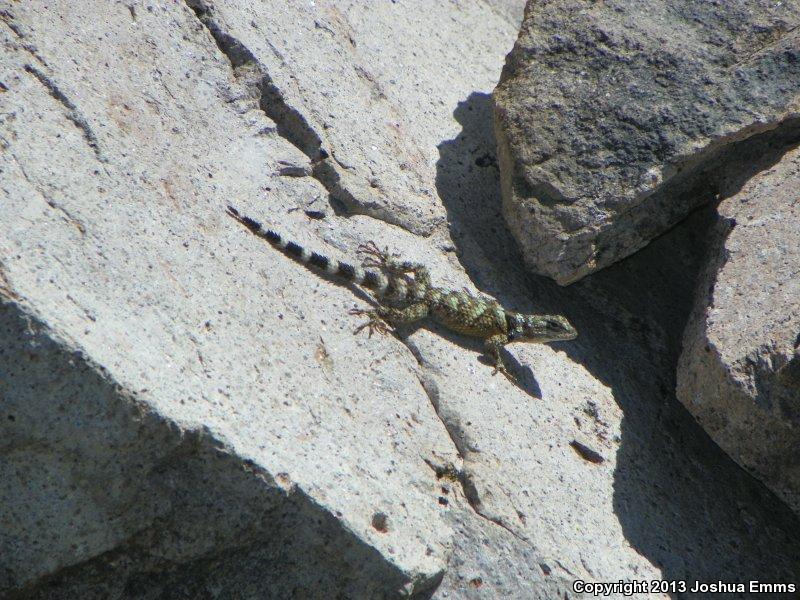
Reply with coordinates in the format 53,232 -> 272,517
494,0 -> 800,284
0,2 -> 465,595
2,1 -> 800,598
677,145 -> 800,514
185,0 -> 524,236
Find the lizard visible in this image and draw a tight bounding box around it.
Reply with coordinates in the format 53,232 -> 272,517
226,206 -> 577,382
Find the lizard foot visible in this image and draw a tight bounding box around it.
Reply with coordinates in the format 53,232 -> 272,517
491,361 -> 518,385
349,307 -> 393,337
356,241 -> 402,272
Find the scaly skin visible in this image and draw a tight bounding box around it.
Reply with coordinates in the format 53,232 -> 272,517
227,206 -> 577,382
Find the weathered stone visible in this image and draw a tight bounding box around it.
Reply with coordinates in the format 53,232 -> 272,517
677,145 -> 800,514
2,1 -> 800,598
0,2 -> 460,595
185,0 -> 525,237
494,0 -> 800,284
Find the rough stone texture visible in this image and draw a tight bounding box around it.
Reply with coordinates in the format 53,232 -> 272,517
2,1 -> 800,599
677,145 -> 800,515
494,0 -> 800,284
184,0 -> 523,237
0,2 -> 461,596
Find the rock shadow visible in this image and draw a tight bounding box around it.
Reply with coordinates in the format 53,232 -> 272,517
435,91 -> 800,592
0,301 -> 426,600
399,318 -> 542,398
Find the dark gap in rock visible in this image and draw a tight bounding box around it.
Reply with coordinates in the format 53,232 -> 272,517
183,0 -> 370,222
22,64 -> 104,161
258,76 -> 323,160
186,0 -> 324,160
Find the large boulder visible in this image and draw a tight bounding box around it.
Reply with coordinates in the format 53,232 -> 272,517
494,0 -> 800,284
2,1 -> 800,598
677,145 -> 800,513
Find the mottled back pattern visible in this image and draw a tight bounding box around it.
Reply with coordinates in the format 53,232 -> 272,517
425,289 -> 507,338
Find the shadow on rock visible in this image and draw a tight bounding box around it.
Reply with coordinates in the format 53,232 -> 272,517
435,91 -> 800,590
0,302 -> 422,600
399,319 -> 543,399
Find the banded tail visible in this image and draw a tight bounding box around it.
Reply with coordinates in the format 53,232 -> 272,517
226,206 -> 391,295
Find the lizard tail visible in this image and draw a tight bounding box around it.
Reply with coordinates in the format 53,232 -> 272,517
226,206 -> 390,295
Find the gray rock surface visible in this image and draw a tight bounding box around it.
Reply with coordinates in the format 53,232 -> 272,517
677,145 -> 800,514
185,0 -> 522,237
494,0 -> 800,284
2,1 -> 800,599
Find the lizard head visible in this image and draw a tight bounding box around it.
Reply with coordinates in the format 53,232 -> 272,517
507,313 -> 577,343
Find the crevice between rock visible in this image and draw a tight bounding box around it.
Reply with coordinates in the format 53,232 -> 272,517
184,0 -> 322,157
1,9 -> 29,43
458,472 -> 530,544
21,64 -> 105,163
424,451 -> 530,546
183,0 -> 425,235
405,338 -> 531,546
4,149 -> 88,235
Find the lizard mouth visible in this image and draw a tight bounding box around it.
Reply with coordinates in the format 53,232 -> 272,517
549,330 -> 578,342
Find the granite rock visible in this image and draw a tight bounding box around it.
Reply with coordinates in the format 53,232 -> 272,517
494,0 -> 800,284
677,145 -> 800,514
2,1 -> 800,598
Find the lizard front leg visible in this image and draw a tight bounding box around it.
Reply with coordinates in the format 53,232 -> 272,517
484,333 -> 515,383
350,302 -> 430,337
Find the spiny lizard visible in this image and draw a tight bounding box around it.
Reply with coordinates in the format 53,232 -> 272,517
226,206 -> 577,381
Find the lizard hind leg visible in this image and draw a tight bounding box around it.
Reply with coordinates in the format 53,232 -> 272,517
349,307 -> 393,337
356,243 -> 432,296
349,302 -> 430,337
356,241 -> 398,271
356,241 -> 424,277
